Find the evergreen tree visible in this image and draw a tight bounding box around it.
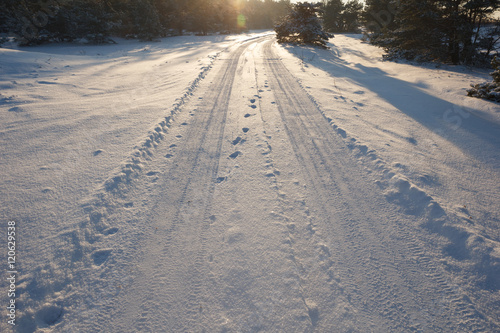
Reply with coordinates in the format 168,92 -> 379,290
380,0 -> 444,61
49,0 -> 112,43
323,0 -> 363,33
466,0 -> 500,45
216,0 -> 239,32
152,0 -> 178,33
365,0 -> 500,64
191,0 -> 216,35
468,56 -> 500,101
130,0 -> 163,40
342,0 -> 363,32
0,2 -> 11,34
363,0 -> 399,33
167,0 -> 190,35
323,0 -> 344,32
275,2 -> 330,48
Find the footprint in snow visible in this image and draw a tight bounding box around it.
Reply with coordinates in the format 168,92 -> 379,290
103,227 -> 119,235
249,105 -> 257,109
305,300 -> 319,326
250,99 -> 256,103
336,128 -> 347,138
229,151 -> 241,159
92,249 -> 112,266
407,137 -> 418,145
242,128 -> 250,133
93,149 -> 104,156
37,80 -> 59,85
232,137 -> 242,145
35,304 -> 63,327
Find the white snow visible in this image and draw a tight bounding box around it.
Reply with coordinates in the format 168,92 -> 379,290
0,32 -> 498,332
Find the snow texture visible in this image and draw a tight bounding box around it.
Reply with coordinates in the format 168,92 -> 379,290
0,32 -> 499,332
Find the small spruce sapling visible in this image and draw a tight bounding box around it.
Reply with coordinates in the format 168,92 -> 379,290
467,56 -> 500,102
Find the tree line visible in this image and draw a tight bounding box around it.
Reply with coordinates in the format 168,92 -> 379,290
274,0 -> 499,65
363,0 -> 500,65
1,0 -> 499,65
0,0 -> 290,44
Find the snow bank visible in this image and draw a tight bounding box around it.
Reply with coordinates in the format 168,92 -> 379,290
275,33 -> 500,305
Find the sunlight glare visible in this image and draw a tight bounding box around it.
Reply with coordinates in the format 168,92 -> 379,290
237,14 -> 246,29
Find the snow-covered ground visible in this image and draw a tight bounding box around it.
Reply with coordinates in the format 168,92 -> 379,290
0,32 -> 498,332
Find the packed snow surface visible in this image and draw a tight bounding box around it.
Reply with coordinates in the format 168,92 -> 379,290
0,32 -> 499,332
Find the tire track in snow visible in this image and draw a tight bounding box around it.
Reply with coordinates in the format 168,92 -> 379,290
106,38 -> 269,333
13,36 -> 269,333
262,40 -> 491,332
14,47 -> 225,333
252,45 -> 369,331
253,74 -> 321,329
263,40 -> 411,331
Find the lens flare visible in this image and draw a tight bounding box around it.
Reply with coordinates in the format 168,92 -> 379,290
237,14 -> 246,29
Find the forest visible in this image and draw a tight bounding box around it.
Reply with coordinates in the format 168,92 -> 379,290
363,0 -> 500,65
1,0 -> 499,65
0,0 -> 292,43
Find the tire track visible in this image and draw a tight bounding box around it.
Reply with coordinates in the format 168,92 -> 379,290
253,82 -> 320,330
253,45 -> 368,331
263,40 -> 409,330
262,39 -> 491,332
105,37 -> 269,333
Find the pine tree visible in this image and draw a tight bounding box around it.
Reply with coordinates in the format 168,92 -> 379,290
217,0 -> 239,32
342,0 -> 363,32
323,0 -> 363,33
381,0 -> 444,61
366,0 -> 499,64
50,0 -> 112,43
467,56 -> 500,102
323,0 -> 344,32
130,0 -> 163,40
275,2 -> 330,48
363,0 -> 398,33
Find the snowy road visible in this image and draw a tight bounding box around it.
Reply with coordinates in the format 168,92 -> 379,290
63,36 -> 497,332
1,34 -> 499,332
